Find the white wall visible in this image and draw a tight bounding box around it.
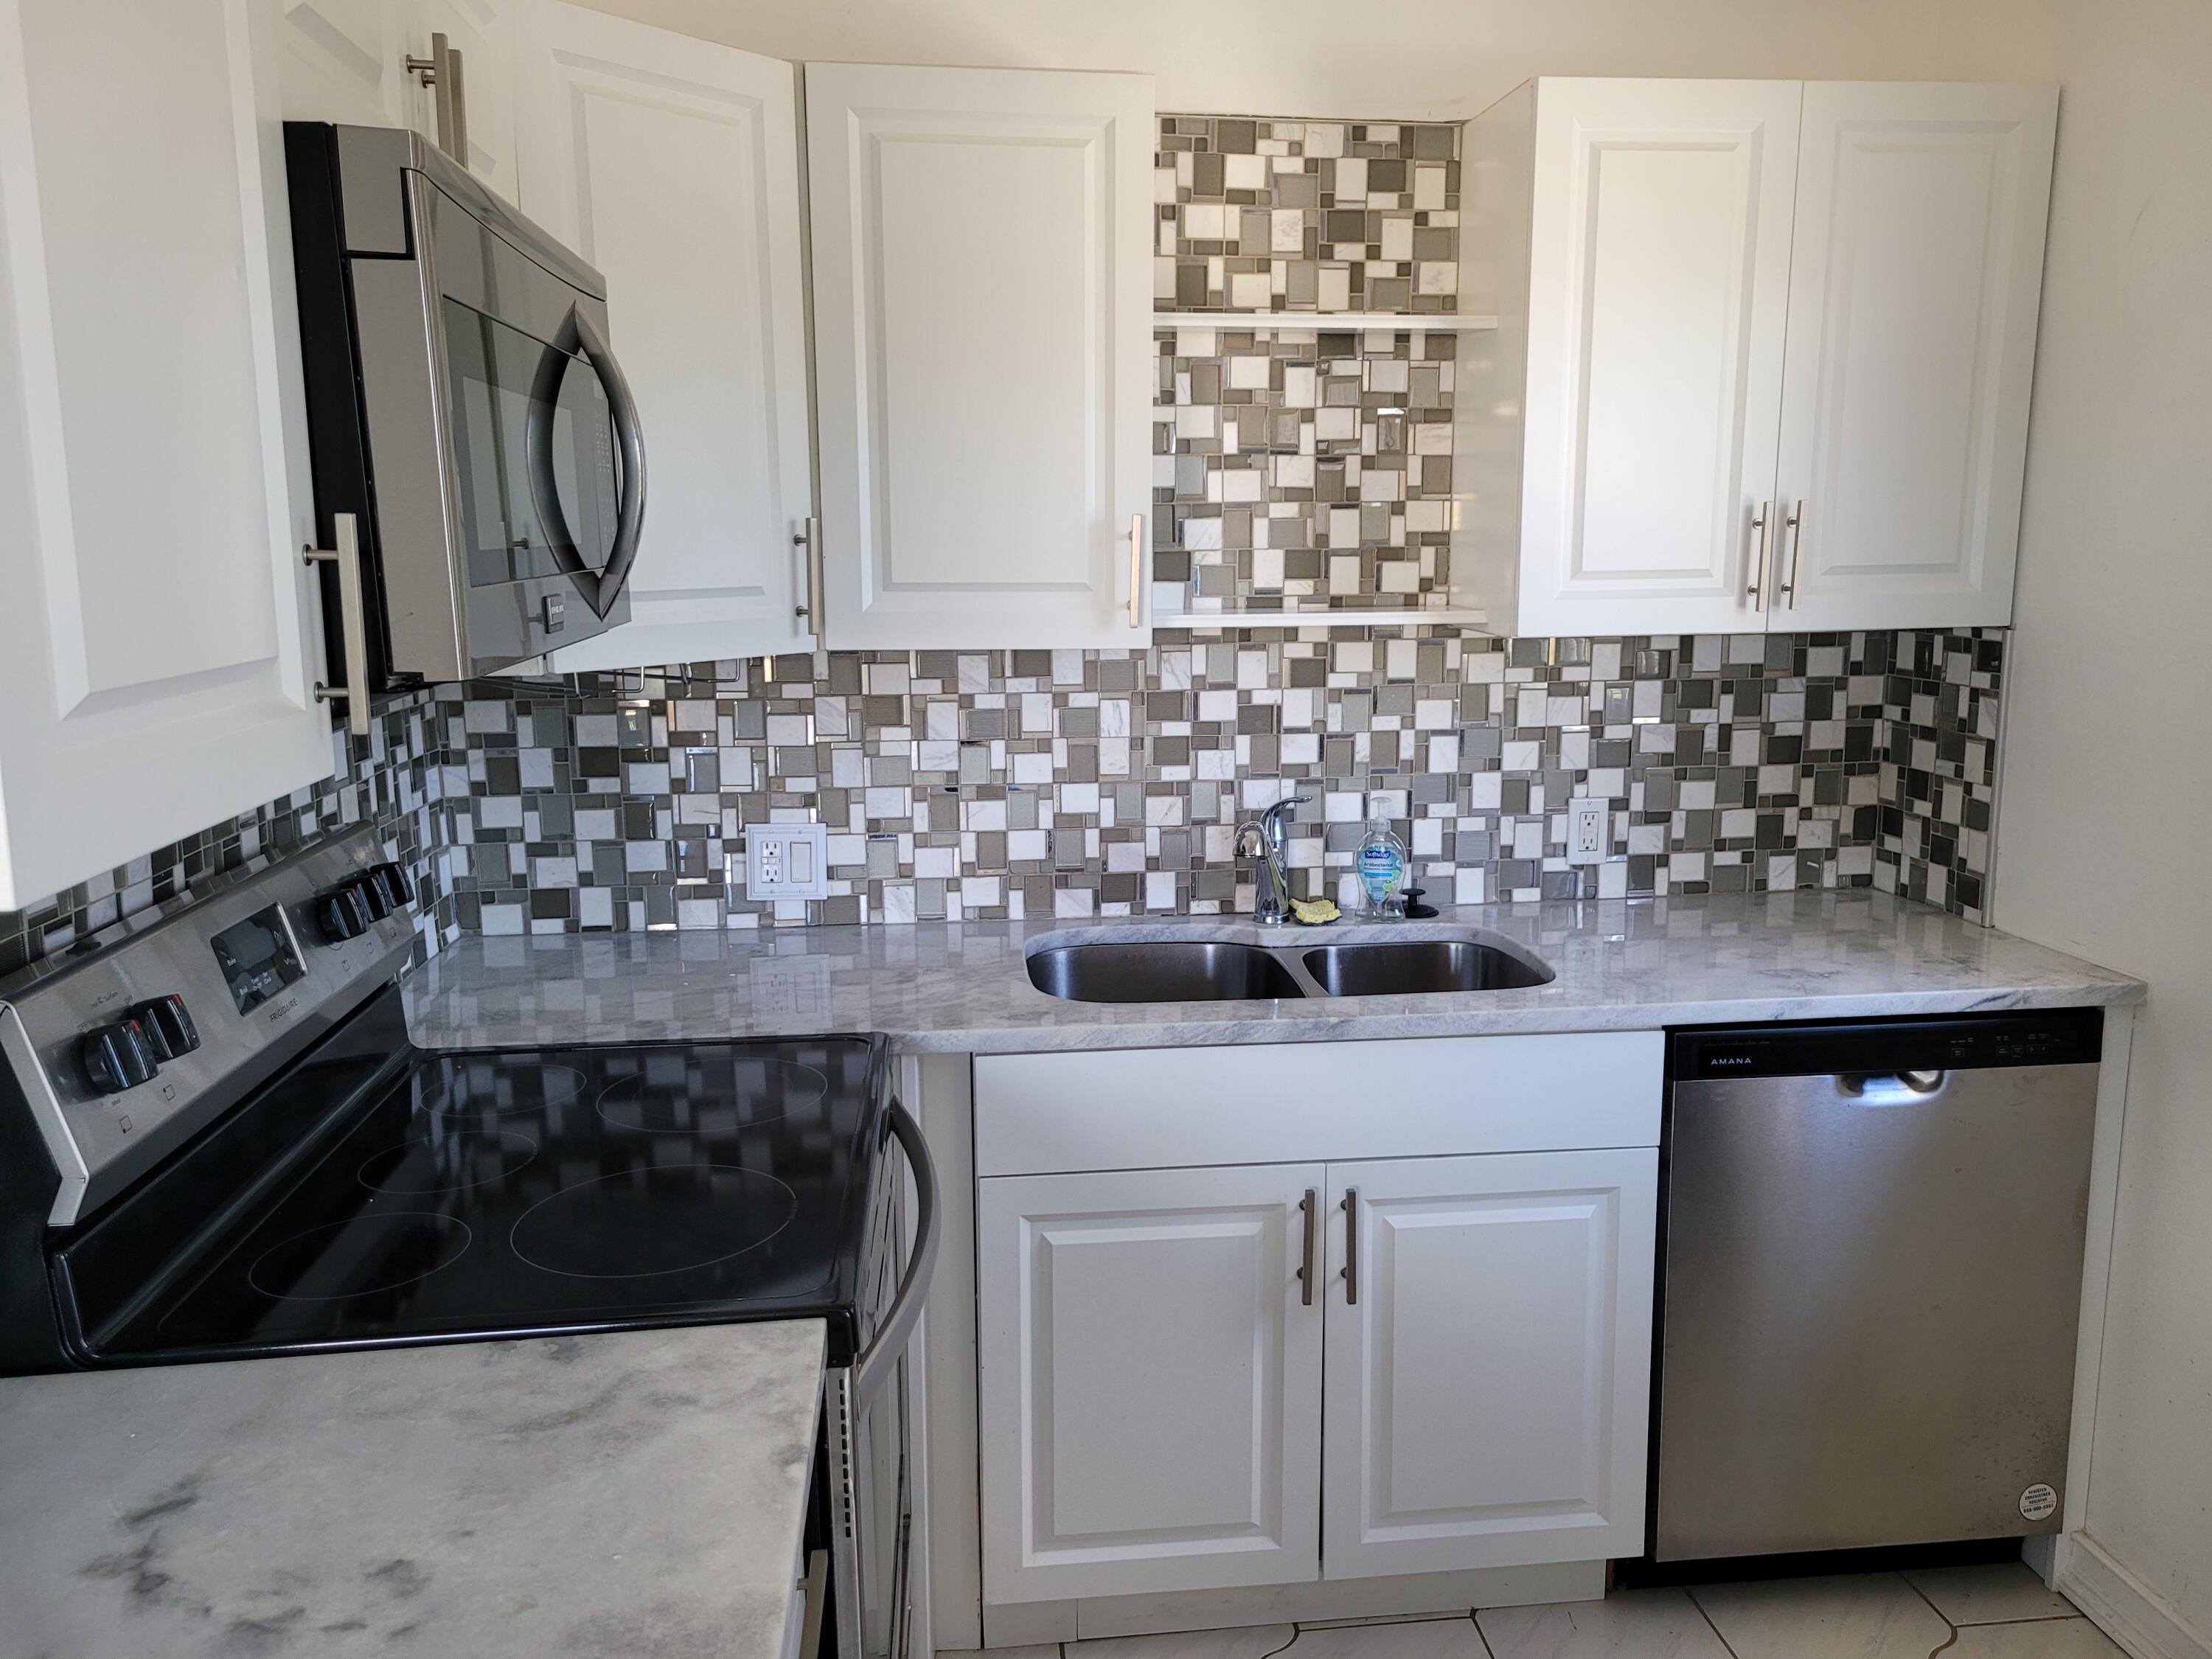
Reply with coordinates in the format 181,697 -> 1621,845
576,0 -> 1973,118
1959,0 -> 2212,1642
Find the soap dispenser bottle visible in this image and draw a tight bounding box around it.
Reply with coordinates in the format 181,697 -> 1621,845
1355,812 -> 1407,917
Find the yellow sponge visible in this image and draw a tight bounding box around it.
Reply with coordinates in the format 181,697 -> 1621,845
1289,897 -> 1340,925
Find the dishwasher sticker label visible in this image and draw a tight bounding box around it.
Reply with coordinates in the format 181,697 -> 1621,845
2020,1484 -> 2059,1523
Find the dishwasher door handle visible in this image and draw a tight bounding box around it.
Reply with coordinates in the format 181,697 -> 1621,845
1837,1070 -> 1949,1104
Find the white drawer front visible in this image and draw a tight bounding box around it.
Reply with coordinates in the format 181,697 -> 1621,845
975,1033 -> 1663,1178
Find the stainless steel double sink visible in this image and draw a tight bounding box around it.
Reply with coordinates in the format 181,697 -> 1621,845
1024,931 -> 1555,1004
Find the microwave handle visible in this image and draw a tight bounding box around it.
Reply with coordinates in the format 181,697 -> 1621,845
568,307 -> 647,618
850,1099 -> 939,1405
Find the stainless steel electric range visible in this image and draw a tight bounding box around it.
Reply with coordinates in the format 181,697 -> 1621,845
0,829 -> 935,1659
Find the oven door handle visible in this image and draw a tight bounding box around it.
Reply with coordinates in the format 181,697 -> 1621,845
851,1098 -> 939,1405
525,304 -> 648,622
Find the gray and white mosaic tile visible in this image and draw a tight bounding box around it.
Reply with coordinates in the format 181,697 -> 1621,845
429,627 -> 2003,936
1155,116 -> 1461,314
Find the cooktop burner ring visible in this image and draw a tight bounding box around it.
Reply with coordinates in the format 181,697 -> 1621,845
355,1130 -> 540,1195
509,1164 -> 799,1279
425,1062 -> 588,1120
593,1059 -> 830,1135
246,1213 -> 474,1302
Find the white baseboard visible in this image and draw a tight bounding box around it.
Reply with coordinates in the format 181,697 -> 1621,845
2053,1531 -> 2212,1659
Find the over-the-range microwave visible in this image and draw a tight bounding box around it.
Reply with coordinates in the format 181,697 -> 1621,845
284,124 -> 646,689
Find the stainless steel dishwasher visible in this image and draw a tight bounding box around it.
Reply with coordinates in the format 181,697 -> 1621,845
1653,1009 -> 2103,1562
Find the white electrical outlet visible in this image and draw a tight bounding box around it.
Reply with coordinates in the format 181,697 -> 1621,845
745,822 -> 830,900
1567,797 -> 1608,866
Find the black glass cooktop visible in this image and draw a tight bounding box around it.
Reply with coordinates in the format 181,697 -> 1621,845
74,1028 -> 890,1363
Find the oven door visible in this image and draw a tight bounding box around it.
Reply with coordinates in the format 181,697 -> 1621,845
826,1102 -> 939,1659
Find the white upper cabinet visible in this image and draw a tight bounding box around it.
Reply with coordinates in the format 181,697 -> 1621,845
1464,78 -> 1802,639
805,63 -> 1155,650
0,0 -> 335,911
977,1164 -> 1324,1604
1460,76 -> 2056,637
513,1 -> 814,670
1770,83 -> 2057,631
1321,1150 -> 1657,1579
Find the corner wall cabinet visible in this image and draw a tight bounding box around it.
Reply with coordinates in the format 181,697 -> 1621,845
0,0 -> 337,911
972,1034 -> 1661,1607
1458,77 -> 2056,637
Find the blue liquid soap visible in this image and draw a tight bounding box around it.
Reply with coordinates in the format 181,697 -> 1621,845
1355,813 -> 1406,916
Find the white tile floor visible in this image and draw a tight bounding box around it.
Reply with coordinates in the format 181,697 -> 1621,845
953,1563 -> 2124,1659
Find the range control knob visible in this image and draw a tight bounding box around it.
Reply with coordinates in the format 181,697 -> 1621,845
83,1020 -> 158,1093
313,883 -> 373,943
349,873 -> 392,923
366,861 -> 412,914
129,995 -> 201,1062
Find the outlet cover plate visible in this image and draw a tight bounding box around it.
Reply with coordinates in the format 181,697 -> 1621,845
1567,798 -> 1607,866
745,822 -> 830,900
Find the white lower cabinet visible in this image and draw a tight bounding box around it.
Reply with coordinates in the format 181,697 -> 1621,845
976,1164 -> 1325,1602
1322,1150 -> 1657,1579
971,1036 -> 1662,1610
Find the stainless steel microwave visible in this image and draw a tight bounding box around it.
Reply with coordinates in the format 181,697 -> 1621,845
284,124 -> 645,687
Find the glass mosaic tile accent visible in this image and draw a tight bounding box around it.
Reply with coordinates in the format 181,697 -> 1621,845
424,628 -> 2003,936
0,689 -> 458,984
1155,116 -> 1461,314
1155,325 -> 1457,614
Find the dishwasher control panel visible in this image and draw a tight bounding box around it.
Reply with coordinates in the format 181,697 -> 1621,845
1672,1007 -> 2104,1080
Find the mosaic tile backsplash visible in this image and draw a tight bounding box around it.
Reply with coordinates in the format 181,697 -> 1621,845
0,627 -> 2003,981
422,626 -> 2000,937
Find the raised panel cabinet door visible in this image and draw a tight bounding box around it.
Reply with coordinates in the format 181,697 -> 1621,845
976,1164 -> 1325,1603
1519,79 -> 1801,636
276,0 -> 412,125
1322,1148 -> 1658,1577
514,0 -> 813,669
1772,83 -> 2056,631
806,63 -> 1154,650
0,0 -> 336,911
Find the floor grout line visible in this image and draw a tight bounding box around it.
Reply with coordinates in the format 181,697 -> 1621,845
1683,1582 -> 1746,1659
1904,1573 -> 1964,1659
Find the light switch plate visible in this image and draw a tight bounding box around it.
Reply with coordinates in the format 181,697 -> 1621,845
745,822 -> 830,901
1567,797 -> 1607,866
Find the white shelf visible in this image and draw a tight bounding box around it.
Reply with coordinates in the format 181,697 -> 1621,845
1152,311 -> 1498,334
1155,608 -> 1492,632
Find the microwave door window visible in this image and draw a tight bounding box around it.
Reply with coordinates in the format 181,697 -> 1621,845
442,299 -> 620,592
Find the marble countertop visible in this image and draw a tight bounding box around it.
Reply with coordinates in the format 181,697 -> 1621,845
405,892 -> 2143,1054
0,1321 -> 824,1659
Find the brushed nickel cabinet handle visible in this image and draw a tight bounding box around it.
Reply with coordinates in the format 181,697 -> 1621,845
1128,513 -> 1144,628
793,517 -> 822,629
1747,500 -> 1771,612
1778,498 -> 1804,609
303,512 -> 370,737
1298,1189 -> 1318,1307
406,35 -> 467,162
1342,1187 -> 1360,1305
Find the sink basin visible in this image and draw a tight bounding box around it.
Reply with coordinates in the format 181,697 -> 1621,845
1300,940 -> 1554,996
1026,942 -> 1308,1004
